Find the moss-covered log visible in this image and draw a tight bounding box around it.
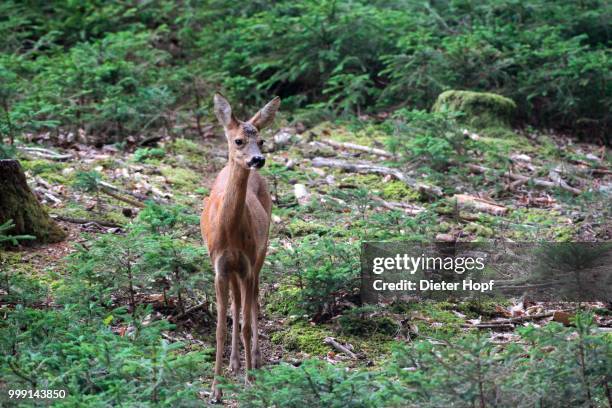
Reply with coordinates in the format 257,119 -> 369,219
0,159 -> 66,244
432,90 -> 516,129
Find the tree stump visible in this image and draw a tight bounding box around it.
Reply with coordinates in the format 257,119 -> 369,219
0,159 -> 66,244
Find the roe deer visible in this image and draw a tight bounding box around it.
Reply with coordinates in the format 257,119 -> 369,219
201,93 -> 279,402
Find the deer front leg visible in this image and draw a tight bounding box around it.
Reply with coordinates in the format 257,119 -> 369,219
211,268 -> 230,403
230,278 -> 241,375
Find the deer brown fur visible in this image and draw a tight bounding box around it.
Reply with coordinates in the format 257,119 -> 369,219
201,93 -> 279,402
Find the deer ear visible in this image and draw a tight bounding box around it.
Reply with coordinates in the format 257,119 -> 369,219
214,93 -> 237,129
249,96 -> 280,130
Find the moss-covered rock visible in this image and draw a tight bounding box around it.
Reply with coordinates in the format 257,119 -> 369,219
432,90 -> 516,130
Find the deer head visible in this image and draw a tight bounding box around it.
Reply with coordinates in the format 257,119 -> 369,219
214,93 -> 280,170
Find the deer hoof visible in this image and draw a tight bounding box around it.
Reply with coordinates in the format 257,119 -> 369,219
230,357 -> 240,374
210,388 -> 223,404
252,352 -> 263,369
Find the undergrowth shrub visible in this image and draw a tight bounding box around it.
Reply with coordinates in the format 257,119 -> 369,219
64,203 -> 210,313
237,312 -> 611,407
385,109 -> 466,170
0,305 -> 209,407
267,236 -> 359,320
2,0 -> 609,141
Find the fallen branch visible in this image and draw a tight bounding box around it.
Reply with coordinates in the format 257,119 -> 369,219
462,312 -> 558,329
312,157 -> 443,198
462,323 -> 515,330
491,311 -> 555,325
100,186 -> 145,208
35,188 -> 62,205
324,337 -> 358,359
466,163 -> 582,195
99,180 -> 167,205
320,139 -> 394,158
18,146 -> 72,161
453,194 -> 508,216
52,215 -> 122,228
371,195 -> 424,215
169,301 -> 212,323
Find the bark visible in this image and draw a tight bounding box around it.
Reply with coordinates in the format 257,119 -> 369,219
0,159 -> 66,244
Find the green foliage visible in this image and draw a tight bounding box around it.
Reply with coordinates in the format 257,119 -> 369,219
65,203 -> 209,312
134,147 -> 166,162
233,359 -> 377,408
73,170 -> 102,193
238,312 -> 611,407
0,141 -> 16,158
0,219 -> 35,246
1,0 -> 609,144
0,305 -> 209,406
0,203 -> 212,406
385,109 -> 465,170
338,307 -> 398,337
268,236 -> 359,320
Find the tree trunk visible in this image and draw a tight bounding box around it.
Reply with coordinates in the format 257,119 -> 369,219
0,159 -> 66,244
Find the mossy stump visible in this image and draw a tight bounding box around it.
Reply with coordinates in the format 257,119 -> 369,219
432,90 -> 516,129
0,159 -> 66,244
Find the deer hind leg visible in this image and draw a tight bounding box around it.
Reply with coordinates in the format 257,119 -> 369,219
240,277 -> 254,382
251,277 -> 262,369
211,257 -> 230,403
229,276 -> 241,375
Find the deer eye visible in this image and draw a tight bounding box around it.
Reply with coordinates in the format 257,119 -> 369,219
235,139 -> 244,146
257,139 -> 264,147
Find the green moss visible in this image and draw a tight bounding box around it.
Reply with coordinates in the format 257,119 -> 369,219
432,90 -> 516,130
456,298 -> 509,319
509,208 -> 575,241
21,159 -> 73,184
390,300 -> 463,338
160,167 -> 199,190
134,147 -> 166,163
266,285 -> 302,316
0,161 -> 66,244
170,138 -> 202,155
287,219 -> 328,237
338,314 -> 398,337
381,181 -> 420,201
270,322 -> 333,355
464,222 -> 494,238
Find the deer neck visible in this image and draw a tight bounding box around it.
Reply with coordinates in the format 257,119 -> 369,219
220,159 -> 250,233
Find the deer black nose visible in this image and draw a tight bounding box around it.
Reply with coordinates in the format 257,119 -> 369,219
248,156 -> 265,168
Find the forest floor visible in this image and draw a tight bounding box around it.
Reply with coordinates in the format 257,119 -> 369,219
2,120 -> 611,404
